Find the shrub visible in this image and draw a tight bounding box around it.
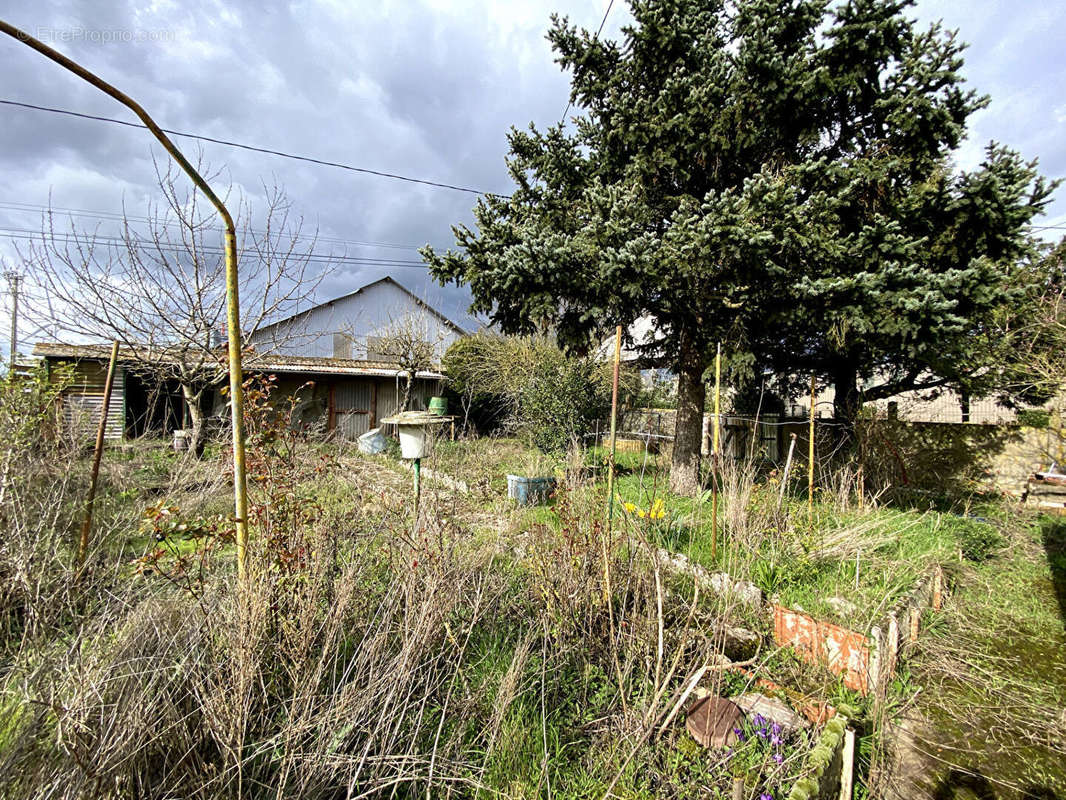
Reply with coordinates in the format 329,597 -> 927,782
1016,408 -> 1051,429
442,333 -> 637,452
950,517 -> 1004,562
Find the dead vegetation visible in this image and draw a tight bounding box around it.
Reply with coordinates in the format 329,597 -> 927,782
2,366 -> 1065,799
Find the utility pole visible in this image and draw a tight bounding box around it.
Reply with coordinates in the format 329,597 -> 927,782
4,269 -> 19,367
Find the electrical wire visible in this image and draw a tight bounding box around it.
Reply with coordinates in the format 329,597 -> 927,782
0,225 -> 434,269
0,199 -> 427,251
559,0 -> 615,125
0,98 -> 513,199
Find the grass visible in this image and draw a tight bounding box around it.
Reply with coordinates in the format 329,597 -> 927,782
1,429 -> 812,799
5,414 -> 1063,799
896,511 -> 1066,798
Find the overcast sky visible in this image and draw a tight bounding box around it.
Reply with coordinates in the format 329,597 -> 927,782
1,0 -> 1064,353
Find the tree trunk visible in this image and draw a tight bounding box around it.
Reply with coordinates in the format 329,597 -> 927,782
832,362 -> 861,456
669,337 -> 707,496
832,362 -> 860,423
181,383 -> 206,457
400,372 -> 413,411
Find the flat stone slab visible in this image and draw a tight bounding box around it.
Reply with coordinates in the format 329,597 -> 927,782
826,595 -> 858,617
686,695 -> 743,749
734,692 -> 810,734
657,549 -> 764,609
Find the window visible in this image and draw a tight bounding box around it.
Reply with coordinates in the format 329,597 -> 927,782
366,335 -> 402,361
332,332 -> 352,360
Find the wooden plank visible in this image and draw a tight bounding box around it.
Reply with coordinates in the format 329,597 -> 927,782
1031,472 -> 1066,487
838,728 -> 856,800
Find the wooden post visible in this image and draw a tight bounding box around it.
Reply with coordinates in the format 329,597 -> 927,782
839,728 -> 856,800
606,325 -> 622,528
731,776 -> 745,800
932,564 -> 943,610
777,432 -> 797,511
77,340 -> 119,571
711,343 -> 721,560
808,374 -> 816,522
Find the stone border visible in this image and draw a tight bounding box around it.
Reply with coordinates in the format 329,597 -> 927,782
785,714 -> 849,800
868,564 -> 943,691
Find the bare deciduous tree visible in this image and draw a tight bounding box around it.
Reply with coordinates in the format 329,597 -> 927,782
24,157 -> 326,453
354,308 -> 443,411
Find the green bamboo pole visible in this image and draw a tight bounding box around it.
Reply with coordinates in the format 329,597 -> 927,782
0,21 -> 251,580
413,457 -> 422,516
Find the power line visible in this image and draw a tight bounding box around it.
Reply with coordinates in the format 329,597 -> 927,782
0,200 -> 427,252
0,98 -> 512,199
0,226 -> 434,269
559,0 -> 615,125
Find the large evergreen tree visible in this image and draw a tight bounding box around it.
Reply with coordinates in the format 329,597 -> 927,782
424,0 -> 1055,494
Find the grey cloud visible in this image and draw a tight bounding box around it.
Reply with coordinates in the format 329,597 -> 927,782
0,0 -> 1062,351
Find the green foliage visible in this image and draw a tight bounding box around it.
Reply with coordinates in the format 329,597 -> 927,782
1016,408 -> 1051,429
0,362 -> 73,459
425,0 -> 1056,442
442,333 -> 635,453
948,516 -> 1004,562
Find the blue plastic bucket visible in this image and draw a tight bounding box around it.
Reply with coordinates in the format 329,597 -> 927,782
506,475 -> 556,506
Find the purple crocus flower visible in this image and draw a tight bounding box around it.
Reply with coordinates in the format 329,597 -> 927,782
773,752 -> 784,764
770,734 -> 782,747
733,727 -> 746,741
771,722 -> 782,736
760,793 -> 773,800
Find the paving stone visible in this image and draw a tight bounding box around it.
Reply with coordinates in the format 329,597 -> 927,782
734,692 -> 810,734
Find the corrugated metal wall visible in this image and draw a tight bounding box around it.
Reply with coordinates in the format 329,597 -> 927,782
333,380 -> 372,438
62,361 -> 126,440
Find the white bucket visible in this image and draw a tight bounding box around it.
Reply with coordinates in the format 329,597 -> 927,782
397,424 -> 432,459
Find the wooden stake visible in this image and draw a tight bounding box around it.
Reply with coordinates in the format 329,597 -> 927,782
606,325 -> 622,528
77,339 -> 119,572
777,432 -> 797,512
839,728 -> 856,800
711,343 -> 721,560
808,374 -> 816,523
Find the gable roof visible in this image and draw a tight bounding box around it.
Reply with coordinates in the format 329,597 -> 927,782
257,276 -> 468,337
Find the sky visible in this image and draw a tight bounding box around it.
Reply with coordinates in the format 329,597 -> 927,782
1,0 -> 1064,354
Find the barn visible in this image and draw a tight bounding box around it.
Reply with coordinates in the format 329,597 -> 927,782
31,276 -> 467,441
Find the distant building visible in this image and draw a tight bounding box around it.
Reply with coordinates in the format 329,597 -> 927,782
33,277 -> 468,441
251,276 -> 467,362
604,315 -> 1022,425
